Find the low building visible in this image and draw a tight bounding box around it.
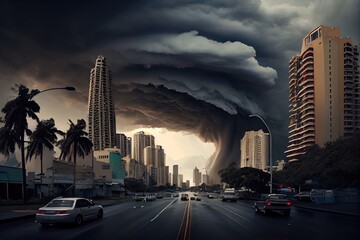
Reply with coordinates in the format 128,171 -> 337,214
0,165 -> 22,200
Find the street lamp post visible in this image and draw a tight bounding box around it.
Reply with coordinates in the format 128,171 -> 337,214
249,114 -> 273,194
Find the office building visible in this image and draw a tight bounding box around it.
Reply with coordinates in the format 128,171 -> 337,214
286,26 -> 360,162
240,130 -> 270,171
193,167 -> 201,186
173,165 -> 179,187
115,133 -> 129,157
88,56 -> 116,151
133,131 -> 155,164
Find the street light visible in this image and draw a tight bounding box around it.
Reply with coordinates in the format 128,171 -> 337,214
249,114 -> 273,194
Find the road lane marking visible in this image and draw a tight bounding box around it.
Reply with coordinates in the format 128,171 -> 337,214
150,198 -> 177,222
176,200 -> 192,240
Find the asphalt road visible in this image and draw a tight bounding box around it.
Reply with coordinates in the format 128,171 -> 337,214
0,193 -> 359,240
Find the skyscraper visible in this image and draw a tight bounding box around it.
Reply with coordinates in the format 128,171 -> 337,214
115,133 -> 127,156
133,131 -> 155,164
88,56 -> 116,151
240,130 -> 269,171
193,167 -> 201,186
173,165 -> 179,187
286,26 -> 360,162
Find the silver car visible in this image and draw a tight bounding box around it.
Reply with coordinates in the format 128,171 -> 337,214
36,197 -> 103,226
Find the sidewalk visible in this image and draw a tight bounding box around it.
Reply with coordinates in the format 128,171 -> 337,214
0,196 -> 132,224
293,200 -> 360,217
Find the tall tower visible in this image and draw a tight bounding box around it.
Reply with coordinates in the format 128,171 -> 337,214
88,56 -> 116,151
286,26 -> 360,162
133,131 -> 155,164
173,165 -> 179,187
240,130 -> 270,171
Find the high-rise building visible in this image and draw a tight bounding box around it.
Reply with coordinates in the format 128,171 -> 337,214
178,174 -> 183,187
116,133 -> 128,157
193,167 -> 201,186
133,131 -> 155,164
126,137 -> 132,158
88,56 -> 116,151
240,130 -> 270,171
173,165 -> 179,187
286,26 -> 360,162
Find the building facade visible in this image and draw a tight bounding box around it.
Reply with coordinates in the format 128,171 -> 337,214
133,131 -> 155,164
240,129 -> 270,171
286,26 -> 360,162
173,165 -> 179,187
193,167 -> 201,186
88,56 -> 116,151
115,135 -> 131,158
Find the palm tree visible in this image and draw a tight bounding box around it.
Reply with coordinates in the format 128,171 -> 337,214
59,119 -> 93,196
1,84 -> 40,204
26,118 -> 64,197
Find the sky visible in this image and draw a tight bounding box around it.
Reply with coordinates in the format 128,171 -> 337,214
0,0 -> 359,183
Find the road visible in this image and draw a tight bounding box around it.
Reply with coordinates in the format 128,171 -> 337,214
0,193 -> 359,240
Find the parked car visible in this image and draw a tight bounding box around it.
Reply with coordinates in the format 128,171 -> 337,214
254,194 -> 292,216
36,197 -> 103,226
294,191 -> 311,201
181,193 -> 189,201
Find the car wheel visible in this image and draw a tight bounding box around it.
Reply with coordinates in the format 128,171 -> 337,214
75,215 -> 83,226
254,207 -> 260,214
264,210 -> 268,215
97,209 -> 103,219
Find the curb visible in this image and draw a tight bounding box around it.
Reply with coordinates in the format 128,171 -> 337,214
293,204 -> 360,217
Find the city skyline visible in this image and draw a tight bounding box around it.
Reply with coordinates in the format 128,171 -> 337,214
0,0 -> 359,182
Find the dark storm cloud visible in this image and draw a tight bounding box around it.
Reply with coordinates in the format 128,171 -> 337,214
0,0 -> 358,179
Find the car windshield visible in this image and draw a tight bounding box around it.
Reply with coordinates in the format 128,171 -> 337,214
46,200 -> 74,208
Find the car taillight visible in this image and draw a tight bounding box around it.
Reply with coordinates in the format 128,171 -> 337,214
267,202 -> 271,206
55,211 -> 70,214
287,201 -> 292,206
38,210 -> 45,214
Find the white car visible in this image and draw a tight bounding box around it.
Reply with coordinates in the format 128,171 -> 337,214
36,197 -> 103,226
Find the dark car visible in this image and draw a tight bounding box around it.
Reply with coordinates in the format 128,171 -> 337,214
254,194 -> 292,216
181,193 -> 189,201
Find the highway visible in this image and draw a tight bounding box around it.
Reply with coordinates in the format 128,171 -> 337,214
0,193 -> 359,240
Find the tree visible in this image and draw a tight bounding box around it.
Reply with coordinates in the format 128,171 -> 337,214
219,164 -> 270,193
1,85 -> 40,204
59,119 -> 93,196
26,118 -> 63,197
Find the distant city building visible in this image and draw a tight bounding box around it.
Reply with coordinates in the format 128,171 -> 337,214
115,133 -> 128,157
173,165 -> 179,187
123,156 -> 145,180
126,137 -> 132,158
202,174 -> 209,185
88,55 -> 116,151
193,167 -> 201,186
133,131 -> 155,164
286,25 -> 360,162
186,180 -> 190,189
165,166 -> 170,185
240,129 -> 270,171
276,160 -> 286,171
179,174 -> 183,187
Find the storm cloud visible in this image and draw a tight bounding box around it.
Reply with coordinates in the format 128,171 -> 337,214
0,0 -> 359,181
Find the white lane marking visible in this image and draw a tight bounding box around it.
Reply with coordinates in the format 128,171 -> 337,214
213,202 -> 252,223
150,199 -> 177,222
